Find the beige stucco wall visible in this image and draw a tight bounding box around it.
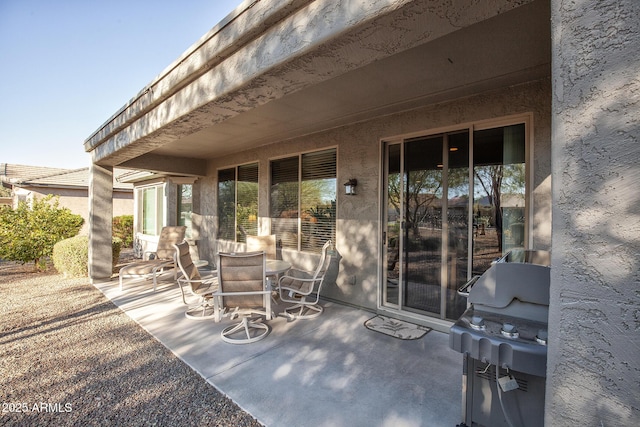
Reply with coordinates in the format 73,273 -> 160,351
196,78 -> 551,312
548,0 -> 640,425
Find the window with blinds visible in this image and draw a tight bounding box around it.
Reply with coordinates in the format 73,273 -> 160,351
217,163 -> 258,242
271,148 -> 336,253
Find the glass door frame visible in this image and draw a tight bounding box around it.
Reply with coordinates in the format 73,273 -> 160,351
378,114 -> 533,325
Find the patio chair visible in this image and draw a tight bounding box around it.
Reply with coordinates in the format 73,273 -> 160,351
213,251 -> 272,344
246,234 -> 277,260
278,240 -> 332,319
118,226 -> 186,291
173,241 -> 218,320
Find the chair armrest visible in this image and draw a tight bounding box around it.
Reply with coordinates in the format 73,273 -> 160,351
278,275 -> 318,284
212,289 -> 271,297
281,268 -> 314,280
211,289 -> 272,322
177,276 -> 218,285
278,274 -> 321,296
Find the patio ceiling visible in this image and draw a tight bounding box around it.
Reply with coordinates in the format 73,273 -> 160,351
87,0 -> 550,175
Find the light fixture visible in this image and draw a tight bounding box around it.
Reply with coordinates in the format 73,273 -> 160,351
344,178 -> 358,196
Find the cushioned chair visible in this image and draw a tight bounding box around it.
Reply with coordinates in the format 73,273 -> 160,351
118,226 -> 186,291
173,241 -> 218,320
213,251 -> 271,344
246,234 -> 277,260
278,240 -> 331,319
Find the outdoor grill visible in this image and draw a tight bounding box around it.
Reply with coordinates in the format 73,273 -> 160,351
449,250 -> 551,427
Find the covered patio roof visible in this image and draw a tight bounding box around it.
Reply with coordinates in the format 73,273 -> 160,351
84,0 -> 549,176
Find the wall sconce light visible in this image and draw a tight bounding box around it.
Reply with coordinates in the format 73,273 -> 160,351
344,178 -> 358,196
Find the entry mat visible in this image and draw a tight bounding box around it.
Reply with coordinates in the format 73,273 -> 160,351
364,315 -> 431,340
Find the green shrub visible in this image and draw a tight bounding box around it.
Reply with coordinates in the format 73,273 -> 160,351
53,236 -> 123,278
112,237 -> 123,266
53,235 -> 89,277
113,215 -> 134,248
0,195 -> 84,270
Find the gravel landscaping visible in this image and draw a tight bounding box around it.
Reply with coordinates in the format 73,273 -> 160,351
0,260 -> 262,426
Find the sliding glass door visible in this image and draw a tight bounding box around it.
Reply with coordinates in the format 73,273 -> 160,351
382,122 -> 526,321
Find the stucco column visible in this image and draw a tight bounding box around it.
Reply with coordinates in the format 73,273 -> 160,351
89,163 -> 113,282
549,1 -> 640,425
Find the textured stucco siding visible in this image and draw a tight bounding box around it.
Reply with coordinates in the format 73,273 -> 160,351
197,79 -> 551,311
548,0 -> 640,425
88,164 -> 114,281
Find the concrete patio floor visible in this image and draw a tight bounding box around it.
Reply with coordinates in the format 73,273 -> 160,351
94,275 -> 463,427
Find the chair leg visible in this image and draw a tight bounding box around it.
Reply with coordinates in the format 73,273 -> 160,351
282,303 -> 323,320
221,317 -> 270,344
185,297 -> 216,320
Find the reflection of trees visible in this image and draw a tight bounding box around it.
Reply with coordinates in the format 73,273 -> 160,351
271,179 -> 336,251
474,164 -> 525,252
270,182 -> 298,217
218,180 -> 259,241
302,179 -> 336,250
271,179 -> 335,216
218,181 -> 235,240
388,171 -> 443,238
237,181 -> 258,238
302,179 -> 334,212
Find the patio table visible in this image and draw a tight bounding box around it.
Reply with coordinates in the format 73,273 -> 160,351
265,260 -> 291,302
266,260 -> 291,277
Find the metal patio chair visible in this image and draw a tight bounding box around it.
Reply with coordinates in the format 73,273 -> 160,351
214,251 -> 272,344
278,240 -> 332,319
246,234 -> 277,260
118,226 -> 186,291
173,240 -> 218,320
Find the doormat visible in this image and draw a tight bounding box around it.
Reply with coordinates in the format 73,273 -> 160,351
364,315 -> 431,340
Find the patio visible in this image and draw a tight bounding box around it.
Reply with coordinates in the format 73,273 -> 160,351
94,274 -> 462,427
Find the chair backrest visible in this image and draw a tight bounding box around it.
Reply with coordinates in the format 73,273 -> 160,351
156,226 -> 187,259
311,240 -> 332,281
174,240 -> 201,285
217,251 -> 266,309
246,235 -> 277,260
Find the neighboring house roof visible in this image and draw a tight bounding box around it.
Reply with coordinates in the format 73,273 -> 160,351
1,163 -> 69,183
0,163 -> 133,191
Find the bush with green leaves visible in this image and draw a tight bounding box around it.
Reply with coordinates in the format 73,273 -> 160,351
113,215 -> 134,247
53,235 -> 123,278
52,235 -> 89,277
0,195 -> 84,270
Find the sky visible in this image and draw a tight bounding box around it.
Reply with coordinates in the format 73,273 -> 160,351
0,0 -> 242,169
